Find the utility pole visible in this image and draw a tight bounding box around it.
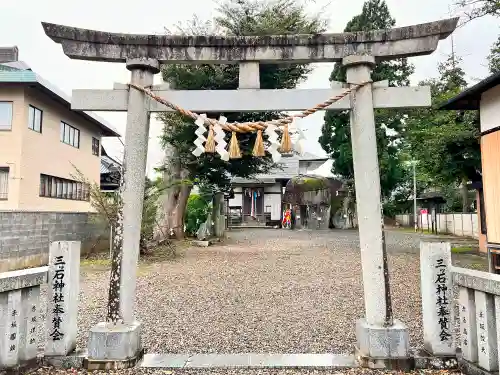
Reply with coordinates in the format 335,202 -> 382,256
405,160 -> 418,231
449,5 -> 457,69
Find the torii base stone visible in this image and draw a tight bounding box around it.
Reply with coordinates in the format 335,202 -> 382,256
86,322 -> 143,370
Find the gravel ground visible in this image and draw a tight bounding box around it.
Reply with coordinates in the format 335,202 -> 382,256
32,368 -> 462,375
33,229 -> 482,374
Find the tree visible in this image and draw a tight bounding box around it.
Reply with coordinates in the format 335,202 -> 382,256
318,0 -> 414,218
72,167 -> 162,252
184,194 -> 212,237
405,55 -> 481,212
157,0 -> 326,239
488,35 -> 500,74
456,0 -> 500,22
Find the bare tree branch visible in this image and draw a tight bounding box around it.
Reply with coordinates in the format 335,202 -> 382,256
455,0 -> 500,25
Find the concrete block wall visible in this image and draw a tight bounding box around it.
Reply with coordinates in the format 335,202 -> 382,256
0,211 -> 109,272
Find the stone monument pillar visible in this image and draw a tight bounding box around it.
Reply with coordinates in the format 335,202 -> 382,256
212,192 -> 225,238
87,58 -> 159,369
45,241 -> 81,357
343,55 -> 410,368
420,242 -> 455,357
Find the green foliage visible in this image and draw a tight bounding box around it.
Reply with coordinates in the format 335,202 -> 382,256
159,0 -> 326,192
329,196 -> 343,214
405,55 -> 481,189
71,167 -> 160,253
441,184 -> 469,212
488,35 -> 500,74
383,200 -> 402,218
319,0 -> 414,200
290,176 -> 328,191
185,194 -> 211,236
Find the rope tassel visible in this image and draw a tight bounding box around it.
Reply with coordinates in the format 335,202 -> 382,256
280,124 -> 292,153
228,131 -> 242,159
253,130 -> 265,157
205,125 -> 216,153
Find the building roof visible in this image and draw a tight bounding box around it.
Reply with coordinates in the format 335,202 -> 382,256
0,61 -> 120,137
231,153 -> 329,184
298,152 -> 329,162
231,177 -> 277,184
100,146 -> 122,174
309,159 -> 337,178
439,71 -> 500,110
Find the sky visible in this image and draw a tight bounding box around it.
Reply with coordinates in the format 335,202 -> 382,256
0,0 -> 498,177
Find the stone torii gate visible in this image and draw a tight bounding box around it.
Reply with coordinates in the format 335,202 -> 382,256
42,18 -> 458,369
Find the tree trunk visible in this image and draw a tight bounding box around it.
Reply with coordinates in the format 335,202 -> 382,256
156,144 -> 177,239
342,195 -> 352,229
461,177 -> 469,213
342,182 -> 357,229
172,170 -> 192,240
158,151 -> 192,240
156,142 -> 192,240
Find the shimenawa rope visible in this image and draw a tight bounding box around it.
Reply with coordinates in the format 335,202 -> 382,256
127,82 -> 369,133
127,81 -> 369,158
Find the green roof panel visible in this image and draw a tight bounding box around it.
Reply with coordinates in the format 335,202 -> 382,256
0,70 -> 37,82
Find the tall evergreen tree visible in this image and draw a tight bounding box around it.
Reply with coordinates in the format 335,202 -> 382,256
157,0 -> 326,238
405,55 -> 481,212
488,35 -> 500,74
319,0 -> 414,202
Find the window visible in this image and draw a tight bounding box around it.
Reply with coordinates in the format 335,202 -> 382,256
0,167 -> 9,200
92,137 -> 100,156
40,174 -> 89,201
28,105 -> 43,133
60,122 -> 80,148
0,102 -> 13,130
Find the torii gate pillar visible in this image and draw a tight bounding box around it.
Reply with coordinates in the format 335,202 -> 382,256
120,58 -> 159,324
344,55 -> 409,367
87,58 -> 159,367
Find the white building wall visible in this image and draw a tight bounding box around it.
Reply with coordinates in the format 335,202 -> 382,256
228,187 -> 242,207
395,213 -> 479,239
264,184 -> 282,193
480,85 -> 500,133
264,183 -> 282,220
228,185 -> 282,220
298,160 -> 327,174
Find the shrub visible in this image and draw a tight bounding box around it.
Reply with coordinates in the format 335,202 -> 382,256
72,167 -> 160,254
185,194 -> 211,237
